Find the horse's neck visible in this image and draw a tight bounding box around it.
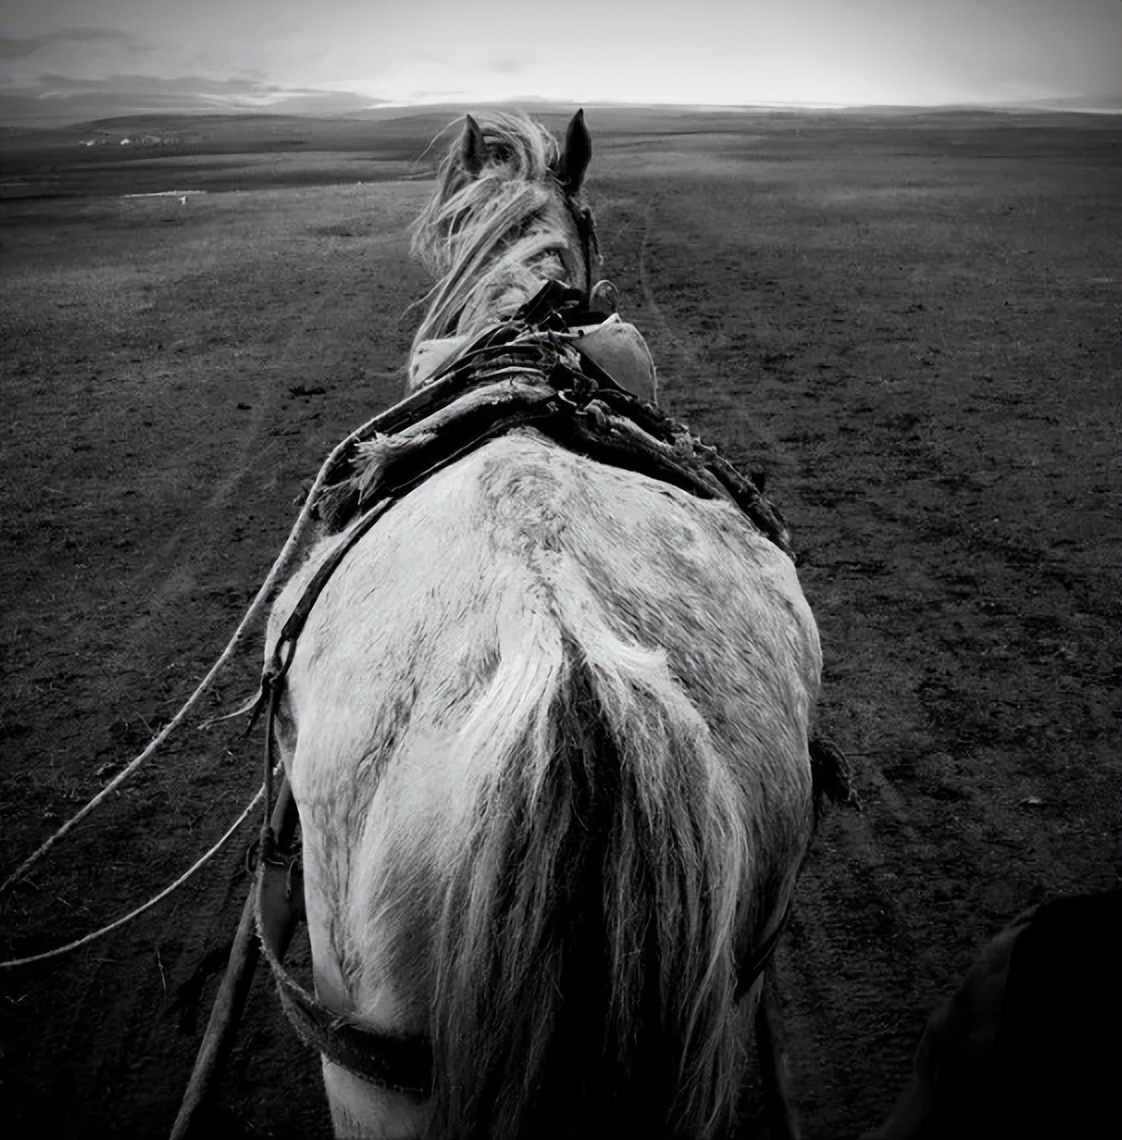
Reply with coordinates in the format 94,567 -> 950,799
408,180 -> 587,388
408,254 -> 576,390
456,237 -> 572,334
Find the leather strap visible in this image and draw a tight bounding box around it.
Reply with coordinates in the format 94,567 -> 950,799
254,792 -> 432,1094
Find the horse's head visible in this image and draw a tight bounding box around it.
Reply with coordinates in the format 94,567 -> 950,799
408,110 -> 596,377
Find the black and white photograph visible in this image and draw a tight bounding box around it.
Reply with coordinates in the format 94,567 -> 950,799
1,2 -> 1118,1137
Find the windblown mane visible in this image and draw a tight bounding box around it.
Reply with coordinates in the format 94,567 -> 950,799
408,112 -> 594,357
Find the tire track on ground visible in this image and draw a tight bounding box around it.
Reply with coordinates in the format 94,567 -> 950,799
770,759 -> 959,1137
636,192 -> 699,376
69,286 -> 347,1140
635,190 -> 796,476
104,271 -> 349,707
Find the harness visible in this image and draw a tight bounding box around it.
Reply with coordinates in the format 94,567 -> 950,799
252,281 -> 803,1091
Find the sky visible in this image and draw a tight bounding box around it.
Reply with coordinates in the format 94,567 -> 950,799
0,1 -> 1118,123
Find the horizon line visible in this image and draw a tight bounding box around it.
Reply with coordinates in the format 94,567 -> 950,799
3,93 -> 1118,131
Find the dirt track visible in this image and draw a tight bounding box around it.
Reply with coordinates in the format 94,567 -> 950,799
1,111 -> 1119,1138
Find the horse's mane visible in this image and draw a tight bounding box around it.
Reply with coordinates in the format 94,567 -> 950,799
408,112 -> 593,358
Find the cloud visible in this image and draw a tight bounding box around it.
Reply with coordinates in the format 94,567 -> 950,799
489,58 -> 527,76
0,26 -> 140,61
33,71 -> 278,95
2,2 -> 1115,120
0,64 -> 388,124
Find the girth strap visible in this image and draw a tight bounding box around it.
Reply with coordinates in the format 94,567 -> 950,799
253,775 -> 779,1092
254,785 -> 433,1094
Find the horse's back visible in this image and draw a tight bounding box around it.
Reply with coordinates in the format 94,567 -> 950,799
275,427 -> 820,846
269,429 -> 821,1135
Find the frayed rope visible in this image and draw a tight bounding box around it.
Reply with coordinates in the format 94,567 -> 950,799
0,403 -> 390,899
1,784 -> 263,969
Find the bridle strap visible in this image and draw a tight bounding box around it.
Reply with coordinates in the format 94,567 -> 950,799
249,494 -> 398,847
576,204 -> 596,305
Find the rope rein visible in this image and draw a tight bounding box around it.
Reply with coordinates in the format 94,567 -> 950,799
0,784 -> 265,970
0,403 -> 408,965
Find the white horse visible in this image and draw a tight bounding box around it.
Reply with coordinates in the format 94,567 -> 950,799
265,110 -> 822,1139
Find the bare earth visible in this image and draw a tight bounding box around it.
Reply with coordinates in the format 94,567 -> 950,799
1,109 -> 1119,1139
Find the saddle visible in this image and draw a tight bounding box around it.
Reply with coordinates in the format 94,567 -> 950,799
409,293 -> 658,404
314,280 -> 792,558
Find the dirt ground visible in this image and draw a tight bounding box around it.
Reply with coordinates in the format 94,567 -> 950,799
1,109 -> 1118,1139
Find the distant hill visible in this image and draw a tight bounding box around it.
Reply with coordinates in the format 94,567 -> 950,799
3,102 -> 1115,204
1,79 -> 1116,131
0,76 -> 399,127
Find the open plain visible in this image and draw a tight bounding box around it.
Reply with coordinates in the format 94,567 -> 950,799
1,107 -> 1119,1138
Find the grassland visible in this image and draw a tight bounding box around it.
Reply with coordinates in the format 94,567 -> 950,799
1,107 -> 1119,1138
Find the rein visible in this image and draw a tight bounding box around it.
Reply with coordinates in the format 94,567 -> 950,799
252,281 -> 799,1089
574,202 -> 597,304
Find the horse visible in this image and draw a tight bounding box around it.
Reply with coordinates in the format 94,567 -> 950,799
264,110 -> 822,1139
863,889 -> 1122,1140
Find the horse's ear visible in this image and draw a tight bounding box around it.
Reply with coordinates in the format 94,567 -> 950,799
558,108 -> 591,194
460,114 -> 486,177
